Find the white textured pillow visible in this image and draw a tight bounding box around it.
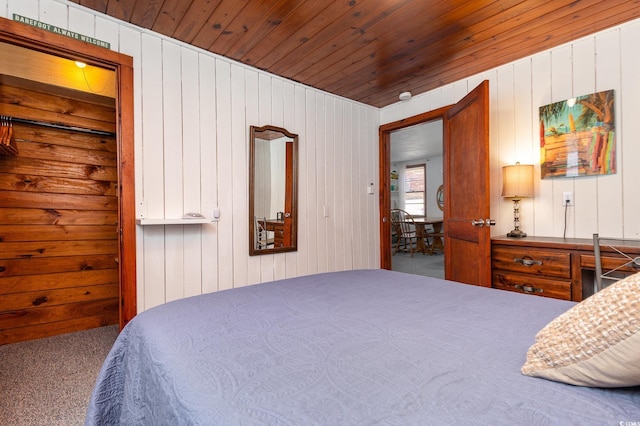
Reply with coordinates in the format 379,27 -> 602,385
521,271 -> 640,387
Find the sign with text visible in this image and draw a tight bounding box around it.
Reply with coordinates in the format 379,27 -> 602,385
13,14 -> 111,49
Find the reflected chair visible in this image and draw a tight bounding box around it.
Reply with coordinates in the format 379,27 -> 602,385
254,217 -> 274,249
390,209 -> 418,257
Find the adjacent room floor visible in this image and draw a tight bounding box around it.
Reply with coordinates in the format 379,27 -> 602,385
391,250 -> 445,279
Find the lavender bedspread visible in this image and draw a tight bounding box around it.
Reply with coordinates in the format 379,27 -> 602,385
85,269 -> 640,425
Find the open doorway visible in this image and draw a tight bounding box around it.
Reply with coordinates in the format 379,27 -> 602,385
380,82 -> 492,287
389,120 -> 444,279
379,106 -> 451,275
0,17 -> 136,344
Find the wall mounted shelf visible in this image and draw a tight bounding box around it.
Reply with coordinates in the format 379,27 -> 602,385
136,217 -> 211,225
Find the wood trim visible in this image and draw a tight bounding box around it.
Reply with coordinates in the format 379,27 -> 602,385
117,62 -> 137,328
378,106 -> 451,270
0,16 -> 136,331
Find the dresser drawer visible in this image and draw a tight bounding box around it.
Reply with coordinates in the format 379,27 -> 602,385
492,271 -> 572,300
580,254 -> 640,274
491,246 -> 571,279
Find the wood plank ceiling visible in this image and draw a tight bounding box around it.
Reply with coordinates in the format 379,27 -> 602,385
69,0 -> 640,108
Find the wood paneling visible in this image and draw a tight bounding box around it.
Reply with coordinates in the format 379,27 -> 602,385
67,0 -> 640,108
0,75 -> 116,133
0,79 -> 118,344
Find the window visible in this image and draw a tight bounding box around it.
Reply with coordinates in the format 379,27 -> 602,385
404,164 -> 425,216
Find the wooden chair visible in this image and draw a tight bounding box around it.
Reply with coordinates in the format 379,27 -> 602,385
390,209 -> 418,257
424,225 -> 444,254
255,217 -> 274,249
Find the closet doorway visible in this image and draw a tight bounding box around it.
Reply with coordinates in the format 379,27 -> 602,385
0,17 -> 135,345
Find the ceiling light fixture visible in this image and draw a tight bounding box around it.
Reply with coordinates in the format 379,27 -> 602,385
399,91 -> 412,101
75,61 -> 87,68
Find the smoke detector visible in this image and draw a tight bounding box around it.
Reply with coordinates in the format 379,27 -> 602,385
399,91 -> 412,101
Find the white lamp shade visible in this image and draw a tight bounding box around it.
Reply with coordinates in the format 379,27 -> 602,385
502,163 -> 534,198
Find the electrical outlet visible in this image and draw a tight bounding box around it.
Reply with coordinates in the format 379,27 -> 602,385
562,192 -> 574,206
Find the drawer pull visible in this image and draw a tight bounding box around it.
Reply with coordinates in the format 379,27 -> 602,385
514,257 -> 542,267
515,284 -> 543,294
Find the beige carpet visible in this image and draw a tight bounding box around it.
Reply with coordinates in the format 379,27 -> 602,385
0,325 -> 119,426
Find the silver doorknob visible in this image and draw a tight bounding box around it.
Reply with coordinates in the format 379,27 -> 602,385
471,219 -> 496,227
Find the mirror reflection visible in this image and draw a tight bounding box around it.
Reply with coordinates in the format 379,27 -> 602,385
249,125 -> 298,255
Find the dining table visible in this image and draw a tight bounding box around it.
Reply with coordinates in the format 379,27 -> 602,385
412,216 -> 444,254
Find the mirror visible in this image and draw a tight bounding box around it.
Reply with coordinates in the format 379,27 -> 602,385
436,184 -> 444,211
249,125 -> 298,255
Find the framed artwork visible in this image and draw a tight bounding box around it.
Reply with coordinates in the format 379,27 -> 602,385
539,90 -> 615,178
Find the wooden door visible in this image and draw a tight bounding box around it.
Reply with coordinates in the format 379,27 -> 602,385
283,141 -> 294,246
443,80 -> 492,286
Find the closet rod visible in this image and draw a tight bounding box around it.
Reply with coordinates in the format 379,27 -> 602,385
11,116 -> 116,137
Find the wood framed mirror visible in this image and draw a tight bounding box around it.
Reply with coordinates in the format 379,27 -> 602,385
249,125 -> 298,255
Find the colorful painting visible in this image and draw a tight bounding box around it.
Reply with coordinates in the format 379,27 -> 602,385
539,90 -> 616,178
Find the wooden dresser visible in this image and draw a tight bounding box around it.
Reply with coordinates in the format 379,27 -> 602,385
264,220 -> 285,247
491,236 -> 640,302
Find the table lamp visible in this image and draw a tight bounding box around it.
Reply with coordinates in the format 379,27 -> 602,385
502,162 -> 534,238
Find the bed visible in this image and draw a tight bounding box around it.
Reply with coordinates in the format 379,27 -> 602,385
85,269 -> 640,425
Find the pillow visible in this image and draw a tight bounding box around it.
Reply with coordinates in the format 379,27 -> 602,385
521,271 -> 640,387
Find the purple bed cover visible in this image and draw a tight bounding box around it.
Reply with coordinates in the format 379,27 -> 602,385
85,269 -> 640,425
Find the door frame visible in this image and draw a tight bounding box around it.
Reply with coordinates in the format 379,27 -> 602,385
379,106 -> 451,270
0,17 -> 137,329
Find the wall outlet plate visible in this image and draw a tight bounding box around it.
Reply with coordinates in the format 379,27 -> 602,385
562,191 -> 574,206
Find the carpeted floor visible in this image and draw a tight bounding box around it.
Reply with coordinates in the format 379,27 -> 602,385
0,325 -> 119,426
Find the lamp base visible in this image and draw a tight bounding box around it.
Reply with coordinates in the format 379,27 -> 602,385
507,228 -> 527,238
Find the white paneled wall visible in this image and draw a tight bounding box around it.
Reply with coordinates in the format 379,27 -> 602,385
1,0 -> 380,313
382,19 -> 640,241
